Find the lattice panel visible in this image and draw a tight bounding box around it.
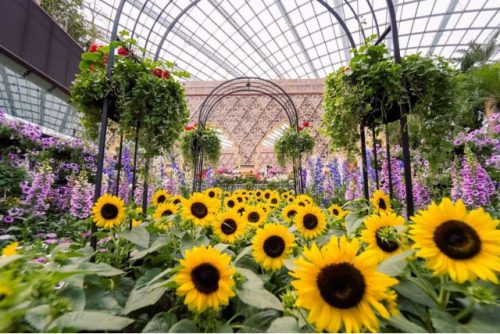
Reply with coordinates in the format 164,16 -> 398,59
186,93 -> 332,169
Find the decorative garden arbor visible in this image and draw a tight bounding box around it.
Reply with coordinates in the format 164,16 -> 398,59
192,77 -> 304,194
90,0 -> 416,250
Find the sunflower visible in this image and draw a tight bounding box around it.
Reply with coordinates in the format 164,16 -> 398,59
171,195 -> 184,206
296,194 -> 313,206
1,242 -> 18,257
262,190 -> 273,201
410,198 -> 500,283
328,204 -> 349,220
252,224 -> 295,270
294,205 -> 327,239
224,196 -> 238,210
291,236 -> 398,333
131,207 -> 143,228
244,205 -> 267,227
153,203 -> 178,221
204,187 -> 221,199
232,203 -> 247,216
92,194 -> 125,229
182,193 -> 219,227
282,203 -> 300,223
267,194 -> 280,207
371,190 -> 393,213
152,189 -> 170,206
361,212 -> 407,262
213,211 -> 247,243
254,190 -> 263,199
174,245 -> 236,313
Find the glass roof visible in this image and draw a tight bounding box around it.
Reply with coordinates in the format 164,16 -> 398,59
0,63 -> 80,137
83,0 -> 500,81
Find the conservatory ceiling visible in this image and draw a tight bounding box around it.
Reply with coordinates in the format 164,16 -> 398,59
83,0 -> 500,81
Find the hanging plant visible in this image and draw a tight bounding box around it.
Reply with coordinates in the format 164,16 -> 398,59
274,125 -> 314,167
180,126 -> 221,167
70,31 -> 190,158
323,35 -> 460,164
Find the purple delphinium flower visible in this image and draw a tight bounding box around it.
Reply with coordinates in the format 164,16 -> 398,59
21,163 -> 55,216
456,150 -> 496,207
69,173 -> 94,219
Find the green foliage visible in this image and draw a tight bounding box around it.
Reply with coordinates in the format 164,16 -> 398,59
70,32 -> 190,158
40,0 -> 94,47
180,127 -> 221,167
323,37 -> 463,167
274,128 -> 314,167
469,63 -> 500,104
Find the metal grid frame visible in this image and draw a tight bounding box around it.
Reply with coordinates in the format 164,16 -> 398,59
83,0 -> 499,81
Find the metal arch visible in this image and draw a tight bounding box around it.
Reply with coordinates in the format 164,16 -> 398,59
275,0 -> 319,78
153,0 -> 202,61
342,0 -> 367,41
201,88 -> 295,127
142,0 -> 174,55
152,0 -> 358,63
385,0 -> 414,217
197,77 -> 299,127
365,0 -> 380,37
91,0 -> 127,252
198,79 -> 297,124
193,77 -> 303,194
130,0 -> 150,38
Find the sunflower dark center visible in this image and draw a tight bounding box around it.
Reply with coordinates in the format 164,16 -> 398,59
264,193 -> 271,199
248,212 -> 260,223
378,198 -> 387,210
317,263 -> 366,309
375,228 -> 399,252
191,263 -> 220,294
173,199 -> 181,205
433,220 -> 481,260
221,219 -> 237,235
157,195 -> 166,203
303,214 -> 318,229
191,202 -> 208,219
263,236 -> 286,258
101,204 -> 119,220
237,207 -> 245,215
162,209 -> 173,217
237,197 -> 244,203
298,202 -> 305,207
227,200 -> 235,208
287,210 -> 297,218
271,198 -> 278,205
332,208 -> 339,216
208,191 -> 215,198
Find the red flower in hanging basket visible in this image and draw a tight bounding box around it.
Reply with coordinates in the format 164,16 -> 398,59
117,47 -> 128,56
162,70 -> 170,79
89,43 -> 101,53
184,122 -> 197,131
302,121 -> 310,128
153,68 -> 170,79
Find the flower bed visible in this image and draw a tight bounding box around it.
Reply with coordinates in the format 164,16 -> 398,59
1,187 -> 498,332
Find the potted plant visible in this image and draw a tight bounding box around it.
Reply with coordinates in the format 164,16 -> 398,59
323,36 -> 459,161
180,125 -> 221,167
274,124 -> 314,167
70,31 -> 190,158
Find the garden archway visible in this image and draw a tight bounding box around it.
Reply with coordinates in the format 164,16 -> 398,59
192,77 -> 304,194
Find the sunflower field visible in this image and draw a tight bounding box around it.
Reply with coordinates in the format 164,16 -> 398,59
1,186 -> 498,333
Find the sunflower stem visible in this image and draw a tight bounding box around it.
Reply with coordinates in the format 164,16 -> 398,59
455,299 -> 475,321
297,308 -> 316,332
438,276 -> 450,310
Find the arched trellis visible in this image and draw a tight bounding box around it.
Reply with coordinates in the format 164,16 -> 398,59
192,77 -> 304,194
90,0 -> 415,251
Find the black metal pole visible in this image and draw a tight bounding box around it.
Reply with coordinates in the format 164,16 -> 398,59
372,127 -> 379,188
142,159 -> 150,214
360,123 -> 370,200
91,100 -> 109,251
90,0 -> 126,253
130,124 -> 140,202
114,132 -> 124,196
292,157 -> 298,195
385,125 -> 394,199
386,0 -> 414,217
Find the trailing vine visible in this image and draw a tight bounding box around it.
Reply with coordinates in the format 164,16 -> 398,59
274,127 -> 314,167
180,126 -> 221,167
